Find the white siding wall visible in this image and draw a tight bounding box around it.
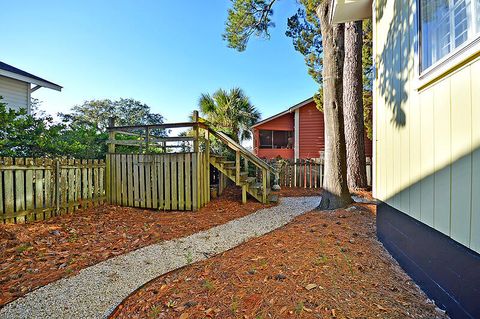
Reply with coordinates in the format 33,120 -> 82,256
0,76 -> 29,113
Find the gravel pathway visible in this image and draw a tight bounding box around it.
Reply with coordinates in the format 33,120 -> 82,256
0,196 -> 320,319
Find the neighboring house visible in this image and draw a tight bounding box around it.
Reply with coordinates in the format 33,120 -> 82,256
331,1 -> 480,318
252,97 -> 372,160
0,61 -> 62,114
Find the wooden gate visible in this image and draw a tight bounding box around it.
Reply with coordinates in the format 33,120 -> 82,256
106,152 -> 209,211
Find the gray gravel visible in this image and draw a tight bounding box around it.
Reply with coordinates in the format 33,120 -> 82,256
0,196 -> 320,319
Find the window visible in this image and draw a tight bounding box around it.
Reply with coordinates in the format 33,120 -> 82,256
420,0 -> 480,71
259,130 -> 293,149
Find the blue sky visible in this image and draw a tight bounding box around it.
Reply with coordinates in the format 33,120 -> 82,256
0,1 -> 317,123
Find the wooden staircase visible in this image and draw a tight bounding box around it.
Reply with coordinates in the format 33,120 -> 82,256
205,127 -> 277,204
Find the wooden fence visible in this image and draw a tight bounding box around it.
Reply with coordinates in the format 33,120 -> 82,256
106,152 -> 210,211
0,157 -> 105,224
274,157 -> 372,188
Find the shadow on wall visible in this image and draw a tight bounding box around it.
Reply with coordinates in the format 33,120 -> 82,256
376,0 -> 412,128
378,144 -> 480,319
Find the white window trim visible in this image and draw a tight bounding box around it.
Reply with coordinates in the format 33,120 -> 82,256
415,0 -> 480,90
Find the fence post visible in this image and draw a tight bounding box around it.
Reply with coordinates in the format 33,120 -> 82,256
55,159 -> 60,214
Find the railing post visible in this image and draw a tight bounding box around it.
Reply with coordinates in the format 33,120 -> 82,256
193,110 -> 199,153
262,168 -> 267,203
145,126 -> 150,153
108,117 -> 116,154
235,150 -> 241,185
205,129 -> 210,202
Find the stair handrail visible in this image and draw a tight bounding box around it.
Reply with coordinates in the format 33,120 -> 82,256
199,122 -> 276,173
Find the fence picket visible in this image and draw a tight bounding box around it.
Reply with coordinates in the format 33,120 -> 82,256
151,156 -> 158,209
164,154 -> 171,210
14,158 -> 26,223
25,158 -> 34,222
171,155 -> 178,210
158,155 -> 164,209
138,155 -> 145,208
133,155 -> 140,207
121,155 -> 127,207
127,155 -> 133,206
185,153 -> 191,210
68,159 -> 75,212
45,159 -> 53,219
178,154 -> 185,210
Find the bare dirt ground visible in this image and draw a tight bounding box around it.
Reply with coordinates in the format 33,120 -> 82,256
0,187 -> 271,306
111,199 -> 447,319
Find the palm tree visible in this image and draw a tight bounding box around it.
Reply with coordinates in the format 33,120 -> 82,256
198,88 -> 260,143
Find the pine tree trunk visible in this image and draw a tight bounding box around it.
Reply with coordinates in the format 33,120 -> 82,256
343,20 -> 367,190
316,1 -> 352,210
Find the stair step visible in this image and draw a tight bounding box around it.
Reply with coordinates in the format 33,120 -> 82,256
242,176 -> 256,183
240,172 -> 248,176
220,160 -> 235,164
224,166 -> 236,171
249,182 -> 262,189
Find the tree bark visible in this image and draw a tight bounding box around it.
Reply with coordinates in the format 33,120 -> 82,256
316,1 -> 352,210
343,21 -> 368,190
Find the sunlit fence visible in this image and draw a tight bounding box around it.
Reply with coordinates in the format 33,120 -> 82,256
268,157 -> 372,189
0,157 -> 105,224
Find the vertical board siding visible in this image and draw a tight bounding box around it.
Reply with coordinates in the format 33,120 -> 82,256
433,79 -> 451,235
419,88 -> 435,227
106,152 -> 209,211
375,0 -> 480,253
471,61 -> 480,252
0,157 -> 105,224
450,68 -> 472,247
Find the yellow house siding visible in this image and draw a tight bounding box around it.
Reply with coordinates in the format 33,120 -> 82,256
398,0 -> 410,214
471,61 -> 480,252
374,0 -> 480,253
407,0 -> 421,220
419,88 -> 435,227
433,79 -> 451,235
450,68 -> 472,247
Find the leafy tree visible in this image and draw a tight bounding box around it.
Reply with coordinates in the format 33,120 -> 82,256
198,88 -> 261,143
224,0 -> 278,52
60,98 -> 166,135
0,96 -> 166,159
286,3 -> 372,189
224,0 -> 352,208
0,98 -> 107,158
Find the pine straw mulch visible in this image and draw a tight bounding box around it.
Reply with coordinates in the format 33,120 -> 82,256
0,187 -> 272,307
275,188 -> 323,197
111,202 -> 447,319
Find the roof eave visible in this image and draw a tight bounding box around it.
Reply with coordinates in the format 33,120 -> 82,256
0,69 -> 62,91
328,0 -> 373,24
251,97 -> 314,128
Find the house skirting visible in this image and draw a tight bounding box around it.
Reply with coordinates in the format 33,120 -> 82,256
377,202 -> 480,319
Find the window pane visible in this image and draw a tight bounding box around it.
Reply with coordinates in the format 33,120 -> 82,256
420,0 -> 477,71
477,0 -> 480,32
259,130 -> 272,149
453,0 -> 470,47
272,131 -> 293,149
